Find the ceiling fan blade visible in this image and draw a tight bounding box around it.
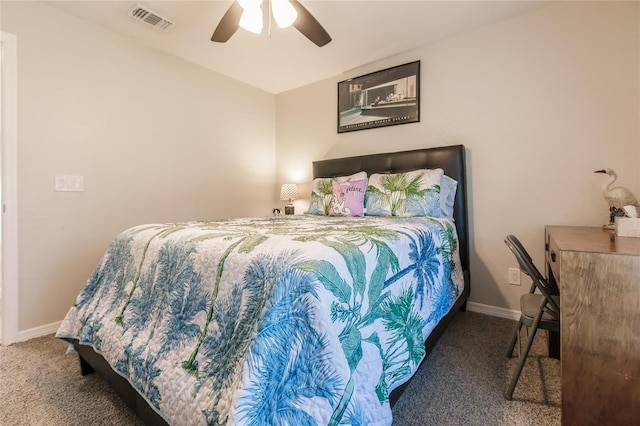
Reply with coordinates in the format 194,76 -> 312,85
290,0 -> 332,47
211,1 -> 243,43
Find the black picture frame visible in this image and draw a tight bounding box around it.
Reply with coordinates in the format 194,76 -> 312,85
337,60 -> 420,133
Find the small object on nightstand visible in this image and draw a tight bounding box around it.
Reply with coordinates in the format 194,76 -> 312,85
280,183 -> 298,215
272,208 -> 281,216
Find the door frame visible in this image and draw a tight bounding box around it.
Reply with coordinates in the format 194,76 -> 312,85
1,31 -> 19,346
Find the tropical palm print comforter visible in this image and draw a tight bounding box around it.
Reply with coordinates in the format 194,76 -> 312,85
57,215 -> 463,426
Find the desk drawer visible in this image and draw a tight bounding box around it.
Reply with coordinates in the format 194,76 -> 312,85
546,232 -> 561,280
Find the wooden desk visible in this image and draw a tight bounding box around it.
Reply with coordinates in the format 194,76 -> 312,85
545,226 -> 640,425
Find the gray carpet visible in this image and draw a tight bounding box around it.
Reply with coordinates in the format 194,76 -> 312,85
0,311 -> 559,425
392,311 -> 560,425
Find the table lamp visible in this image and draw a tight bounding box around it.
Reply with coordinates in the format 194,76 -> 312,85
280,183 -> 298,215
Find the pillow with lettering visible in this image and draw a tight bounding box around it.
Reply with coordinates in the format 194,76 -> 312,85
305,171 -> 367,215
329,179 -> 368,217
365,169 -> 443,217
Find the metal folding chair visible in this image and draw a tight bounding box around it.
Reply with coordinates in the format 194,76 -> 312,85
504,234 -> 560,400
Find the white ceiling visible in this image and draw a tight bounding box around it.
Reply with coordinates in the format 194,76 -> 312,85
44,0 -> 550,94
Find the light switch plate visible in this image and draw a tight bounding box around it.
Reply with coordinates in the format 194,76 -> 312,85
55,174 -> 84,192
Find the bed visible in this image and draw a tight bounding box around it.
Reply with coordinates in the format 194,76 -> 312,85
56,144 -> 470,426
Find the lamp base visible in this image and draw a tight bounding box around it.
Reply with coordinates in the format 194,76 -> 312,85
284,204 -> 295,215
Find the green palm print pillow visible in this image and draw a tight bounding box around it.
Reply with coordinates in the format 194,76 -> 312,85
365,169 -> 443,217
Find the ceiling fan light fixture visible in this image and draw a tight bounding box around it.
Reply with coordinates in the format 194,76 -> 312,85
272,0 -> 298,29
212,0 -> 331,47
239,6 -> 263,34
237,0 -> 262,11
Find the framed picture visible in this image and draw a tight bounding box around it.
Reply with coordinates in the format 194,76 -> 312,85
337,60 -> 420,133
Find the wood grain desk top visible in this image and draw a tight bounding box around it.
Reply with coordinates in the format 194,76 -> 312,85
546,225 -> 640,256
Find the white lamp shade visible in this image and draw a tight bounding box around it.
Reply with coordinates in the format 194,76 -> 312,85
280,183 -> 299,201
272,0 -> 298,29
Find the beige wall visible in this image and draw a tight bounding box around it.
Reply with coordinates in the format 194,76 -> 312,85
276,1 -> 640,312
2,1 -> 277,331
2,1 -> 638,333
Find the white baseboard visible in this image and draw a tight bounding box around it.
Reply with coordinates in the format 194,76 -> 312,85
17,321 -> 62,343
466,301 -> 520,321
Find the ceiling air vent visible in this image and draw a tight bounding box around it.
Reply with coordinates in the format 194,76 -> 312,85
128,4 -> 174,32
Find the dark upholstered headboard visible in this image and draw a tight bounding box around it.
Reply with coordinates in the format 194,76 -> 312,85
312,145 -> 470,289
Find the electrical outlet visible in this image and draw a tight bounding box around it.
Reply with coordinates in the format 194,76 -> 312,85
508,268 -> 521,285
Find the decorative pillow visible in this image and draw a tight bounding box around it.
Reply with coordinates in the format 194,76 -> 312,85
329,179 -> 368,217
305,171 -> 367,215
440,174 -> 458,219
365,169 -> 444,217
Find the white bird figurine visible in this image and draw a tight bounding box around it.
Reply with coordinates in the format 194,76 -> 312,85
594,168 -> 639,224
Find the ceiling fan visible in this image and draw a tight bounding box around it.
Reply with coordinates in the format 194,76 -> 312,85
211,0 -> 332,47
